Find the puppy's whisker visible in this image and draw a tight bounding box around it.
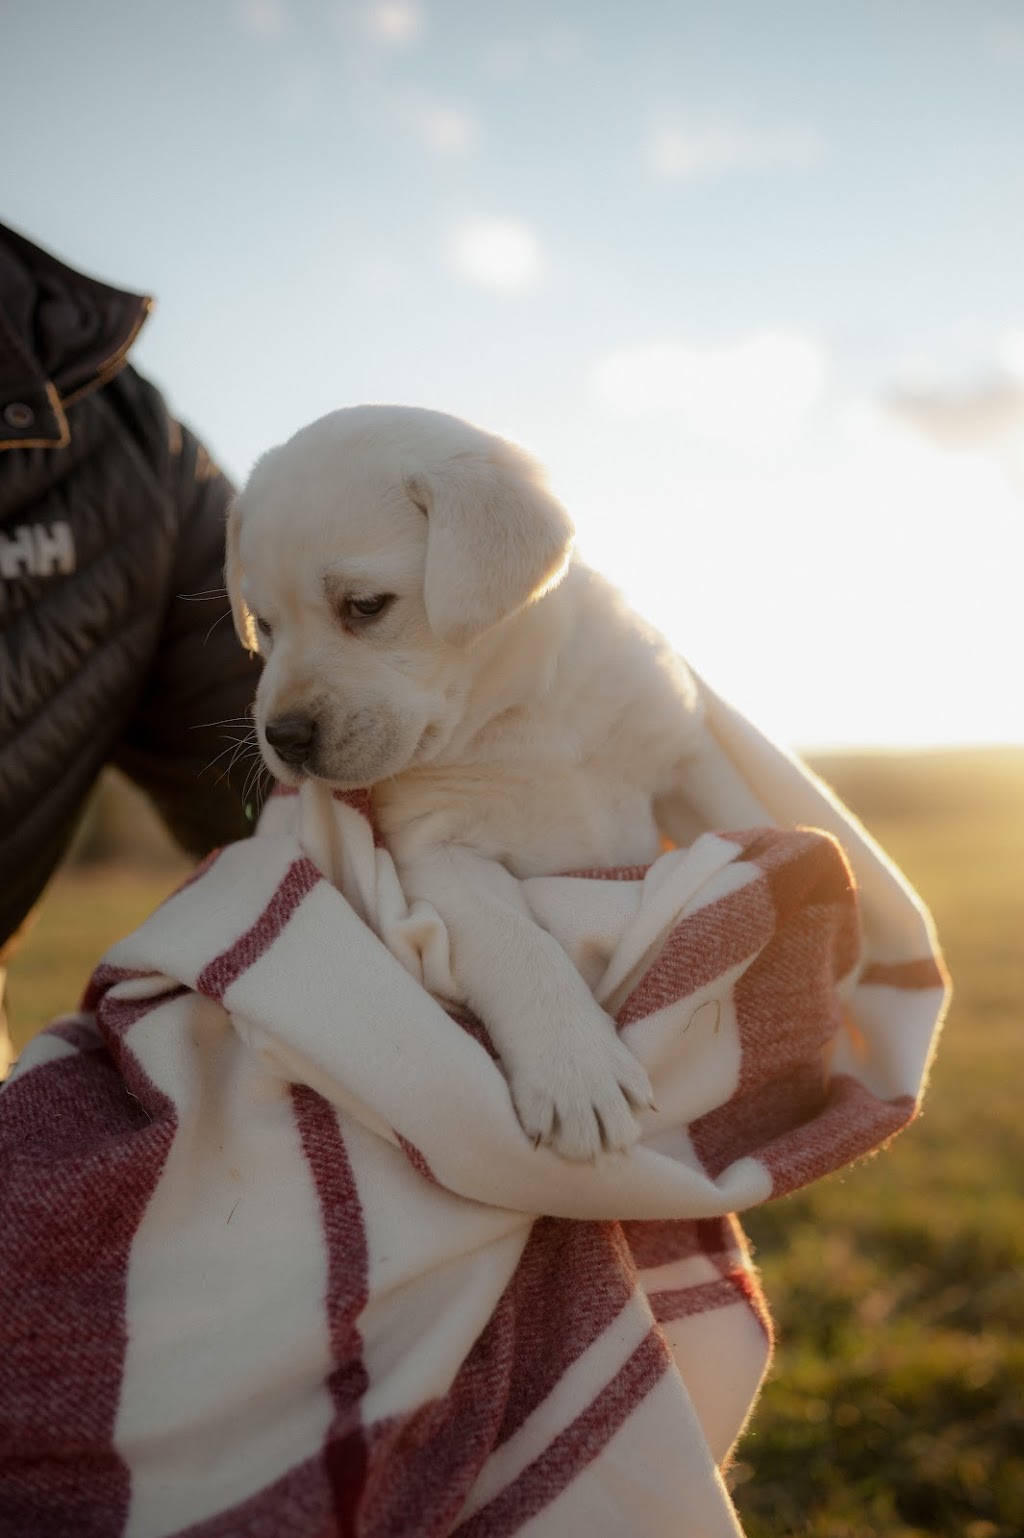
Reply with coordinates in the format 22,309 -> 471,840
203,609 -> 236,644
240,746 -> 270,799
242,763 -> 271,814
204,727 -> 256,754
202,729 -> 257,766
209,737 -> 257,779
191,714 -> 255,733
208,753 -> 256,792
201,722 -> 263,792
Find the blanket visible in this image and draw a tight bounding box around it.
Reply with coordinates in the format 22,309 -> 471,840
0,684 -> 948,1538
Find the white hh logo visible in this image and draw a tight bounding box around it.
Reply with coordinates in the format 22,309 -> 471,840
0,521 -> 76,580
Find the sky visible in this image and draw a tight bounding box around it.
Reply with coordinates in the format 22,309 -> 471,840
4,0 -> 1024,750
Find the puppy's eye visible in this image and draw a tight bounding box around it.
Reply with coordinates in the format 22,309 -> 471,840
344,594 -> 395,623
255,615 -> 273,639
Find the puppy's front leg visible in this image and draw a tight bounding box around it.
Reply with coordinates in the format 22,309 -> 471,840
399,845 -> 654,1161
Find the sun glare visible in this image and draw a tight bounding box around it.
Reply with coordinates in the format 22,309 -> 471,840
544,381 -> 1023,752
590,333 -> 826,447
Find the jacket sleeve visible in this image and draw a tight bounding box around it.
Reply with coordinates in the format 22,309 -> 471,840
114,413 -> 271,857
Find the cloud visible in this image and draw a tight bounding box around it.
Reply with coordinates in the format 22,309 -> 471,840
886,358 -> 1024,493
888,383 -> 1024,449
234,0 -> 288,39
403,100 -> 477,155
647,118 -> 825,180
363,0 -> 422,45
999,331 -> 1024,381
590,333 -> 827,446
447,219 -> 543,290
885,332 -> 1024,448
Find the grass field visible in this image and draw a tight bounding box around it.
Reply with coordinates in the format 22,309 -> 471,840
5,749 -> 1023,1536
735,748 -> 1024,1538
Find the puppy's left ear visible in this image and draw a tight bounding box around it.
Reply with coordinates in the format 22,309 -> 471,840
410,438 -> 575,644
225,501 -> 258,652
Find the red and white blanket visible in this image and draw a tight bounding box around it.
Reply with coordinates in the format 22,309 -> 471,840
0,686 -> 948,1538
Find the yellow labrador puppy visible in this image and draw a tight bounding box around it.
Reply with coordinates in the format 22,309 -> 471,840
227,405 -> 735,1161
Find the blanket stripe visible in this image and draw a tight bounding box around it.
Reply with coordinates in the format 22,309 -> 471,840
455,1329 -> 672,1538
861,957 -> 946,988
1,695 -> 949,1537
0,1017 -> 175,1538
198,858 -> 322,1003
495,1221 -> 637,1448
292,1085 -> 372,1532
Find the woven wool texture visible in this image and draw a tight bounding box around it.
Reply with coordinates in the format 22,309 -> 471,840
0,685 -> 948,1538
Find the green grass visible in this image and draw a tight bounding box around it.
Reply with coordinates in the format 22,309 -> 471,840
4,864 -> 189,1047
6,750 -> 1023,1535
733,748 -> 1024,1538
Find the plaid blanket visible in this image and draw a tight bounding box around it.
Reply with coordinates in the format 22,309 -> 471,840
0,686 -> 948,1538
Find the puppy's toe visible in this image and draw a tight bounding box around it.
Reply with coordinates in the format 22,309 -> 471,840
592,1097 -> 642,1156
509,1061 -> 644,1162
508,1074 -> 558,1148
607,1036 -> 656,1114
550,1099 -> 614,1163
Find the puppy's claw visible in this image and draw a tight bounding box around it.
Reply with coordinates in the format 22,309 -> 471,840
615,1055 -> 656,1116
621,1082 -> 657,1113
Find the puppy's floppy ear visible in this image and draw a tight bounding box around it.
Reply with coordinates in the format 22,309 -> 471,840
409,438 -> 575,644
224,501 -> 258,652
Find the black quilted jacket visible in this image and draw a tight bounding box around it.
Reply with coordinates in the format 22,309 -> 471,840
0,223 -> 264,947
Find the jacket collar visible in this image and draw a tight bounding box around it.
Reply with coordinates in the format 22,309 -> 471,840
0,222 -> 152,451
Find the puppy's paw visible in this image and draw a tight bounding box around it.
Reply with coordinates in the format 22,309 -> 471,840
508,1031 -> 654,1162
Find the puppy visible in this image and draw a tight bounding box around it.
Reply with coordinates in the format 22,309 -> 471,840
227,405 -> 735,1161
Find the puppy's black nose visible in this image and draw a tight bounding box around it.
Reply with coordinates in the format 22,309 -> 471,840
265,713 -> 317,768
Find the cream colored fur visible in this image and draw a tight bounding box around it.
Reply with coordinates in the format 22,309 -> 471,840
228,404 -> 713,1160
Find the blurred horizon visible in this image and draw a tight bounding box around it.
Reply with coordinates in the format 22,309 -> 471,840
4,0 -> 1023,751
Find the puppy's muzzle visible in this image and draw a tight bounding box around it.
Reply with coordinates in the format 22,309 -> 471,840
265,712 -> 317,770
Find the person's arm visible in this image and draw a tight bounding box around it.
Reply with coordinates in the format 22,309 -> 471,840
114,417 -> 269,855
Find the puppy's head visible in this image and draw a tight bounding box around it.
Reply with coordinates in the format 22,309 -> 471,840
227,404 -> 574,788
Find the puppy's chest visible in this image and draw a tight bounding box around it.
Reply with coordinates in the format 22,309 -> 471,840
373,760 -> 663,878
